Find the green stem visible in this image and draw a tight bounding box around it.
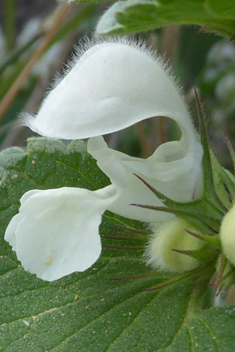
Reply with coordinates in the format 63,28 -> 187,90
187,273 -> 212,315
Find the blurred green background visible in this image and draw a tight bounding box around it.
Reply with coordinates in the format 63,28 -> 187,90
0,0 -> 234,167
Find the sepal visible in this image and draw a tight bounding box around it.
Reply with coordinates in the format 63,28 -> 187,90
172,244 -> 218,264
133,174 -> 223,234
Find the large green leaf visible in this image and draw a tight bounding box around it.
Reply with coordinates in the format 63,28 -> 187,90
0,138 -> 235,351
96,0 -> 235,38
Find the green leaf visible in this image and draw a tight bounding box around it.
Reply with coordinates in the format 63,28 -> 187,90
96,0 -> 235,38
0,137 -> 235,350
185,306 -> 235,352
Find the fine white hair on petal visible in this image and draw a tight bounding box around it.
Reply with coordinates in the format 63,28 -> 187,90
58,36 -> 185,103
4,185 -> 117,281
22,37 -> 192,140
68,36 -> 182,94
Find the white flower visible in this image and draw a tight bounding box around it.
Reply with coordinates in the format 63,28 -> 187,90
5,39 -> 204,281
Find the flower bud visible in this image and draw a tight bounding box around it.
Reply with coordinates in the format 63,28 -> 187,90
220,203 -> 235,266
146,219 -> 204,272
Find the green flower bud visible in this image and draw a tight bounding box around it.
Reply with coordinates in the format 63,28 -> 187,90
146,219 -> 204,273
220,204 -> 235,266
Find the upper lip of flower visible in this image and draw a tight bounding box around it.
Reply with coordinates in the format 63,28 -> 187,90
5,39 -> 204,281
23,39 -> 199,145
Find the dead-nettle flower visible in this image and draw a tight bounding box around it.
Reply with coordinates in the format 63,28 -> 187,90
4,39 -> 204,281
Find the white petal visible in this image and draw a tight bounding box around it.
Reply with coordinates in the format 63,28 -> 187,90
24,40 -> 196,142
4,213 -> 24,251
88,137 -> 203,223
20,189 -> 43,203
5,190 -> 54,251
5,185 -> 117,281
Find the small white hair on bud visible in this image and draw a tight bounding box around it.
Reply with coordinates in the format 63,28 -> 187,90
145,219 -> 204,273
